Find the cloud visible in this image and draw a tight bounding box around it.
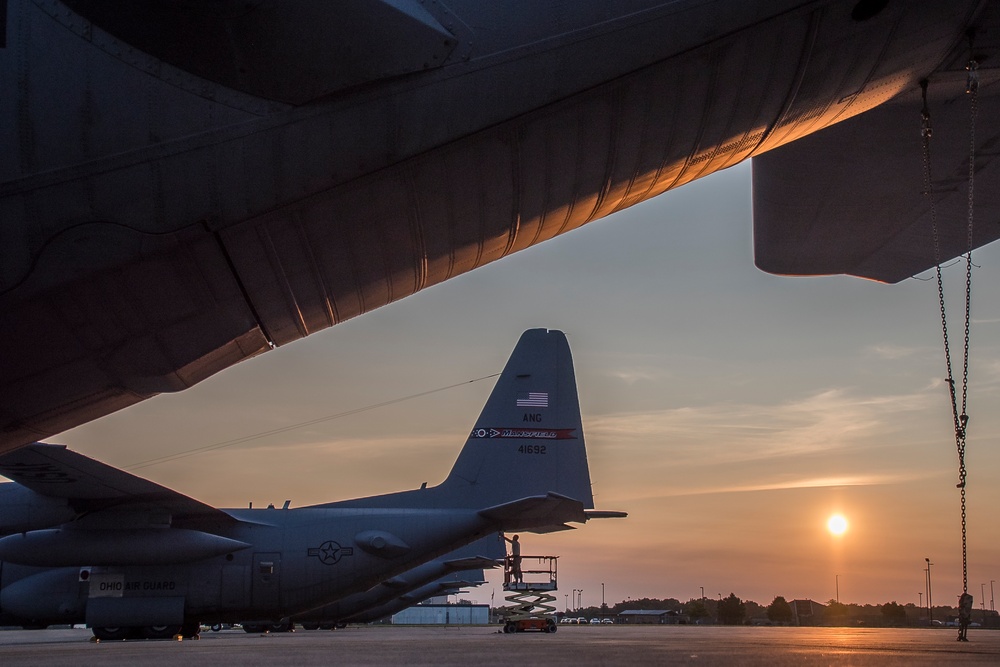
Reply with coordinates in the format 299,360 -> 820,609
615,470 -> 934,501
606,367 -> 664,384
587,387 -> 937,466
865,344 -> 921,360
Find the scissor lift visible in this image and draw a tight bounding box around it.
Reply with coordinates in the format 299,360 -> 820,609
498,555 -> 558,633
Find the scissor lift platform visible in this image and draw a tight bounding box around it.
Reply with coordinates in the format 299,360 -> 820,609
499,555 -> 558,633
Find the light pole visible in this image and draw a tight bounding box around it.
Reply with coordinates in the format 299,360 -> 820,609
982,583 -> 987,619
700,586 -> 704,602
991,580 -> 995,612
836,574 -> 840,604
579,589 -> 583,610
926,558 -> 934,624
601,582 -> 605,619
919,592 -> 923,608
572,589 -> 579,611
565,594 -> 569,612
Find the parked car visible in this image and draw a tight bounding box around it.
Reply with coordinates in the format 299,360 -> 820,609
590,618 -> 601,624
601,619 -> 614,624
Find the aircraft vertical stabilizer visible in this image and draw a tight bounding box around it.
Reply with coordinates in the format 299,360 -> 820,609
320,329 -> 596,514
440,329 -> 594,509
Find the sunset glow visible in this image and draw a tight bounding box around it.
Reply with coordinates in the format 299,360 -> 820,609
827,514 -> 849,536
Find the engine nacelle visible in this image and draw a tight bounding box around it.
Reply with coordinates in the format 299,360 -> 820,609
0,484 -> 76,535
0,568 -> 85,625
0,528 -> 250,566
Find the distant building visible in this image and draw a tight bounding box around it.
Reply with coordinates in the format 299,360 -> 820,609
391,604 -> 489,625
618,609 -> 687,625
790,599 -> 827,626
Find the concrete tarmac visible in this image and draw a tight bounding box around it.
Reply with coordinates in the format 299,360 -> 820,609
2,625 -> 999,666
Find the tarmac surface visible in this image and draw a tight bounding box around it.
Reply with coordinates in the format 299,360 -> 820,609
2,625 -> 999,666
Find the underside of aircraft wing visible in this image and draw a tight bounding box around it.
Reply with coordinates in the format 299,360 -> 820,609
1,1 -> 990,453
0,443 -> 237,525
753,50 -> 1000,282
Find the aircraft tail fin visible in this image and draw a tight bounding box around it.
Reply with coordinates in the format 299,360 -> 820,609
315,329 -> 597,519
438,329 -> 594,510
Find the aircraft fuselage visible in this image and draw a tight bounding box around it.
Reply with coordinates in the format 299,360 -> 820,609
0,505 -> 494,627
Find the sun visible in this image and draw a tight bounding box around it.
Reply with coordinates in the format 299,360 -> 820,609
827,514 -> 849,536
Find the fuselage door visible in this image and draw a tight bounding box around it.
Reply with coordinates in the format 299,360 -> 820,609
252,552 -> 281,614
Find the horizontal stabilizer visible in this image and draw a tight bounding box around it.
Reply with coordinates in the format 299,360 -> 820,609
530,523 -> 576,534
441,555 -> 502,572
478,492 -> 586,532
584,510 -> 628,519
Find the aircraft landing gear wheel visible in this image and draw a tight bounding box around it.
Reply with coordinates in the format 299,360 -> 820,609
142,625 -> 182,639
547,619 -> 557,633
300,622 -> 320,630
242,623 -> 264,633
181,621 -> 201,639
503,622 -> 514,633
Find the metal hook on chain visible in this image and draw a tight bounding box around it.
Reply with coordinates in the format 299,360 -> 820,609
966,59 -> 979,95
920,80 -> 933,139
966,31 -> 979,95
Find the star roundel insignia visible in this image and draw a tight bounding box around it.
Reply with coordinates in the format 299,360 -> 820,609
307,540 -> 354,565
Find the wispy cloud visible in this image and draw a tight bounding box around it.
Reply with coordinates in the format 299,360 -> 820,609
865,344 -> 921,360
587,387 -> 937,466
615,470 -> 934,501
606,367 -> 664,384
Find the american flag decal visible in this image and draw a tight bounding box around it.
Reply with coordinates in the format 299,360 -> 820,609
516,392 -> 549,408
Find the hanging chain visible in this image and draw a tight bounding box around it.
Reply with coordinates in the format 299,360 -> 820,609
918,44 -> 977,598
956,50 -> 978,596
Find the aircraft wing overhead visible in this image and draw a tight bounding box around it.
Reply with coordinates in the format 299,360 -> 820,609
753,61 -> 1000,282
0,443 -> 236,525
2,0 -> 987,455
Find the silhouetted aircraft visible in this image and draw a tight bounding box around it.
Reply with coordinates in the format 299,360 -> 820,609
2,1 -> 998,453
0,329 -> 623,639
